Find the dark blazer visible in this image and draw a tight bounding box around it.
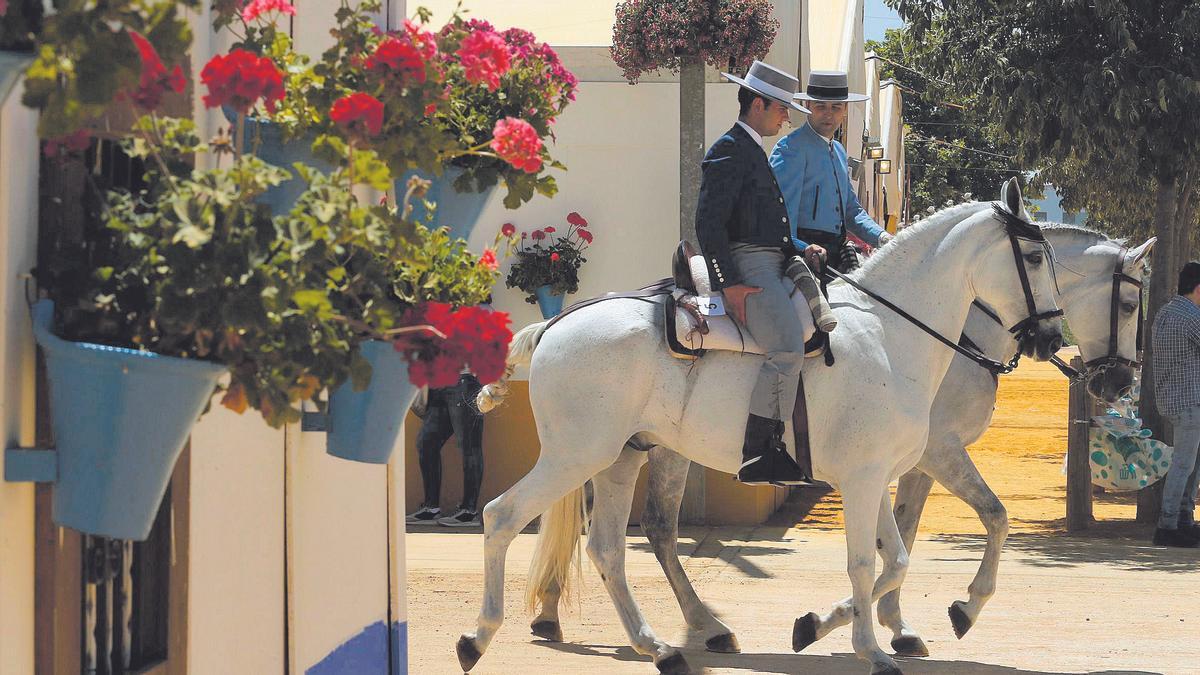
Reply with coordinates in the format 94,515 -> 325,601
694,124 -> 797,291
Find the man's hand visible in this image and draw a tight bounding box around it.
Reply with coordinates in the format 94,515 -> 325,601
878,231 -> 894,246
722,284 -> 762,326
803,244 -> 827,270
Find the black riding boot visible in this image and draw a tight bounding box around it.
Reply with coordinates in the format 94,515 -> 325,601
737,414 -> 812,486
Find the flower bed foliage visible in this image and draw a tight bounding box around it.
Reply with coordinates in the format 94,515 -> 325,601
24,2 -> 576,426
610,0 -> 779,82
504,212 -> 594,303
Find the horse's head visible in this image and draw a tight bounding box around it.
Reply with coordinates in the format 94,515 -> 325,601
1056,235 -> 1155,403
968,178 -> 1064,361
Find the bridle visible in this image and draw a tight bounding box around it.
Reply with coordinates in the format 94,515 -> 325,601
972,244 -> 1143,382
822,205 -> 1062,376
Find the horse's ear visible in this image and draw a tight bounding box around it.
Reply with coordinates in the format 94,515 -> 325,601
1001,177 -> 1025,218
1126,236 -> 1157,267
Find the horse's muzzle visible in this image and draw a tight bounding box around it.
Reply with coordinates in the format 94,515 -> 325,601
1087,364 -> 1135,404
1023,320 -> 1063,362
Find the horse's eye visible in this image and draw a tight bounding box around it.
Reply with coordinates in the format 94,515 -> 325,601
1122,302 -> 1138,315
1025,251 -> 1043,265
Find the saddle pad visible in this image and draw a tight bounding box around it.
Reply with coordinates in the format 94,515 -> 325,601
669,288 -> 816,357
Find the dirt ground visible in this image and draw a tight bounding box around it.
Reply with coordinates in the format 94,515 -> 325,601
407,355 -> 1197,675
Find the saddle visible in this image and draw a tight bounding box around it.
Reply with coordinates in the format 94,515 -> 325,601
665,241 -> 819,360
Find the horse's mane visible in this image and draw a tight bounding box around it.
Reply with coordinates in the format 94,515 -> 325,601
852,201 -> 992,280
1041,222 -> 1127,249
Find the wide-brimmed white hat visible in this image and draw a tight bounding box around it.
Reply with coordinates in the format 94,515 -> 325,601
794,70 -> 870,103
722,61 -> 812,114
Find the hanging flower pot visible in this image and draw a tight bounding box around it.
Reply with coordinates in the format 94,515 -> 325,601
326,341 -> 419,464
397,165 -> 498,243
535,285 -> 565,319
223,106 -> 333,215
28,301 -> 226,540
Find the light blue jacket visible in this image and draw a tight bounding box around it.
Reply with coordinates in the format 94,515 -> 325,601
768,122 -> 884,250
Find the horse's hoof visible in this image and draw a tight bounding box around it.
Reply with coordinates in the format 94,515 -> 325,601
530,619 -> 563,642
948,600 -> 973,639
456,635 -> 483,672
655,651 -> 691,675
890,635 -> 930,657
871,664 -> 904,675
791,612 -> 819,652
705,632 -> 741,653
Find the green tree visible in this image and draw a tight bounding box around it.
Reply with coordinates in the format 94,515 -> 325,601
866,27 -> 1027,217
891,0 -> 1200,520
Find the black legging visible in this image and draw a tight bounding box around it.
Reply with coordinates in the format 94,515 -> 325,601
796,228 -> 861,273
415,374 -> 484,511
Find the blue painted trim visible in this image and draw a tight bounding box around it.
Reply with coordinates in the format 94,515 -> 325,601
391,621 -> 408,675
4,448 -> 57,483
305,620 -> 407,675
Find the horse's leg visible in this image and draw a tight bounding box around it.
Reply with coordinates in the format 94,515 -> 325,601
586,446 -> 689,674
457,446 -> 619,672
877,468 -> 935,657
643,446 -> 740,653
794,476 -> 903,674
794,489 -> 911,658
912,443 -> 1009,639
529,577 -> 564,642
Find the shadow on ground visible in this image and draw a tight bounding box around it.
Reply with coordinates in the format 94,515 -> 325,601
930,520 -> 1199,573
534,639 -> 1160,674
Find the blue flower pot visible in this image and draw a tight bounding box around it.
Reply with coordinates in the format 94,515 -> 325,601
535,286 -> 565,319
397,165 -> 497,242
30,300 -> 226,540
327,341 -> 419,464
223,107 -> 333,216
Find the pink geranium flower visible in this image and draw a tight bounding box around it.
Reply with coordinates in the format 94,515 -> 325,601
456,30 -> 511,91
490,117 -> 543,173
241,0 -> 296,23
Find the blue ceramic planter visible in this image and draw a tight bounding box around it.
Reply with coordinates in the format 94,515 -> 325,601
535,286 -> 565,319
29,300 -> 226,540
233,112 -> 333,216
327,341 -> 419,464
396,165 -> 497,243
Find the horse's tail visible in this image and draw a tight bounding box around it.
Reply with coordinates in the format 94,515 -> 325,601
525,485 -> 587,615
476,320 -> 548,413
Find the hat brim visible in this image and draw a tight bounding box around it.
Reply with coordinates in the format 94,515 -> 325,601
722,73 -> 812,113
794,92 -> 870,103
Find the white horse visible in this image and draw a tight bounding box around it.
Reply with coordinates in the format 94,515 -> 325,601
458,182 -> 1063,675
525,220 -> 1155,661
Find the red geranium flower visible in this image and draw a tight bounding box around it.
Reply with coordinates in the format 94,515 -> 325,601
501,222 -> 517,237
394,303 -> 513,387
127,30 -> 186,110
577,228 -> 593,244
331,92 -> 385,138
478,248 -> 499,271
550,252 -> 561,262
366,27 -> 436,84
456,30 -> 511,91
490,117 -> 543,173
531,229 -> 546,241
567,211 -> 588,227
201,49 -> 286,115
543,226 -> 556,234
241,0 -> 296,23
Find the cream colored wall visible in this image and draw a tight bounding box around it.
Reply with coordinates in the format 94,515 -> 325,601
0,75 -> 39,675
186,405 -> 287,673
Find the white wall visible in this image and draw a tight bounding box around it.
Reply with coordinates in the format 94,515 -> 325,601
0,72 -> 41,675
187,405 -> 287,673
